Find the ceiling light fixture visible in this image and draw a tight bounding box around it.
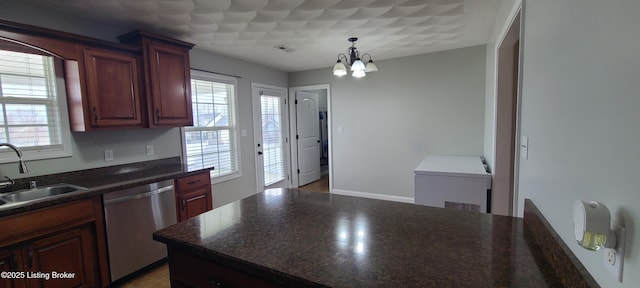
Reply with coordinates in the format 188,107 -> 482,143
332,37 -> 378,78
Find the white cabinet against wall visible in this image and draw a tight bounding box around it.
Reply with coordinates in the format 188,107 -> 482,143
414,155 -> 492,213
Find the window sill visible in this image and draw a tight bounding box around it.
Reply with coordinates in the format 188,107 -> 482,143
0,148 -> 72,164
211,171 -> 242,185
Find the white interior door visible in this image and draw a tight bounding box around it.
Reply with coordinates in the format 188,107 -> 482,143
296,91 -> 321,186
252,84 -> 289,191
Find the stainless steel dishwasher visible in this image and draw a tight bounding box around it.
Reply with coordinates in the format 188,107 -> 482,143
103,180 -> 176,282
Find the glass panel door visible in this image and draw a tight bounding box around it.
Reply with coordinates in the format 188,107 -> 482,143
260,95 -> 286,186
252,84 -> 289,191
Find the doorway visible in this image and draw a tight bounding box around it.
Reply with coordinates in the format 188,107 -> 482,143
289,84 -> 331,193
252,83 -> 290,192
493,10 -> 521,216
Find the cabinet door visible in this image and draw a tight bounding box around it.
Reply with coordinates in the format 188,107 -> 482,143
175,172 -> 210,192
83,48 -> 143,128
146,42 -> 193,127
177,188 -> 212,222
0,249 -> 24,288
26,227 -> 96,288
168,248 -> 281,288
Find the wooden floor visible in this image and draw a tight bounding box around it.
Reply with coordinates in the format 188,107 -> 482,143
115,264 -> 170,288
296,174 -> 329,193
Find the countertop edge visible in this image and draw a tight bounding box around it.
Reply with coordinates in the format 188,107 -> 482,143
153,233 -> 328,288
523,199 -> 600,288
0,158 -> 212,217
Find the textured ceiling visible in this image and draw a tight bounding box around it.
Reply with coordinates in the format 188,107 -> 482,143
14,0 -> 499,72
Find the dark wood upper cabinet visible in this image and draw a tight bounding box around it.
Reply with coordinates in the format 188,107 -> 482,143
82,48 -> 144,128
0,19 -> 195,131
119,30 -> 195,128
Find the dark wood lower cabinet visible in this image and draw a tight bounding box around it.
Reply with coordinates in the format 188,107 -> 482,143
27,227 -> 95,288
0,249 -> 23,288
175,172 -> 212,222
0,198 -> 107,288
177,188 -> 210,221
167,248 -> 281,288
0,226 -> 97,288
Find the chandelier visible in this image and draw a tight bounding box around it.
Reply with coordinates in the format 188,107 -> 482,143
332,37 -> 378,78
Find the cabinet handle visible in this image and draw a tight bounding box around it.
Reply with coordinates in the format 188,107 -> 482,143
93,106 -> 98,123
181,199 -> 186,211
10,253 -> 17,270
188,180 -> 201,185
209,277 -> 230,287
27,249 -> 33,269
156,108 -> 161,123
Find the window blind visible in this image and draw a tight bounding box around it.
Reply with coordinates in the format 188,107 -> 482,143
0,50 -> 64,154
185,72 -> 239,179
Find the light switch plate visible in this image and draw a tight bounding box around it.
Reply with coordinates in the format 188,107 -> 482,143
520,136 -> 529,159
146,145 -> 154,156
104,149 -> 113,161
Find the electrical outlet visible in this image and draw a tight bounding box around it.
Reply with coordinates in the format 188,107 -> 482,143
104,149 -> 113,161
604,224 -> 625,282
606,249 -> 616,265
146,145 -> 154,156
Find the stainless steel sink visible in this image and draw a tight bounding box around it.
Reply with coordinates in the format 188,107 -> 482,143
0,184 -> 88,203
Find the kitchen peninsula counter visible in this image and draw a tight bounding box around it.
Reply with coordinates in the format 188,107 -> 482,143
154,189 -> 568,287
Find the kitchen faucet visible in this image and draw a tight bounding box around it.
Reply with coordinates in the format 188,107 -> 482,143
0,143 -> 28,189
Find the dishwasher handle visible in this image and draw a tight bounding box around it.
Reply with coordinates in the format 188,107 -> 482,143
104,185 -> 174,205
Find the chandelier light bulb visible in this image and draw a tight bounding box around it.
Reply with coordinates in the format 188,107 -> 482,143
333,61 -> 347,76
365,60 -> 378,72
352,69 -> 366,78
351,59 -> 365,72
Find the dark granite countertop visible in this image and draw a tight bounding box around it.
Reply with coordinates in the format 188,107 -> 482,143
153,188 -> 563,288
0,157 -> 211,217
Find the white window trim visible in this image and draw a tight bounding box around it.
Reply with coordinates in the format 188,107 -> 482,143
182,70 -> 241,184
0,56 -> 72,163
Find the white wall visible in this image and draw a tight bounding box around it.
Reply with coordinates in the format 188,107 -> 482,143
290,46 -> 486,199
189,50 -> 288,207
0,2 -> 288,208
517,0 -> 640,287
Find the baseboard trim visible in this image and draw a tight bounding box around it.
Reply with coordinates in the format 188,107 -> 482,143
331,189 -> 414,203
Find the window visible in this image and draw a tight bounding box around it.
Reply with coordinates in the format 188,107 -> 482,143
0,49 -> 71,163
183,70 -> 239,182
